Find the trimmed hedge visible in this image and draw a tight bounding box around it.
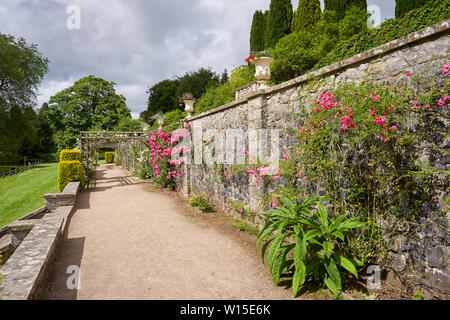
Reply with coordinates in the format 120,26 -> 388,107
105,152 -> 116,163
60,149 -> 82,162
58,161 -> 85,192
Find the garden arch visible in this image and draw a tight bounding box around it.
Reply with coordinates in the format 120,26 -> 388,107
78,131 -> 151,179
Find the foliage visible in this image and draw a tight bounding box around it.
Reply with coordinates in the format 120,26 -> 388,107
256,196 -> 365,298
145,79 -> 180,121
144,68 -> 220,122
156,109 -> 187,132
194,66 -> 255,115
0,104 -> 39,164
395,0 -> 431,18
0,163 -> 58,228
250,10 -> 267,52
265,0 -> 293,49
45,75 -> 132,151
35,103 -> 56,158
233,219 -> 260,234
0,32 -> 48,110
60,149 -> 82,162
268,67 -> 449,266
271,31 -> 317,82
324,0 -> 367,21
291,0 -> 321,33
116,117 -> 142,131
57,160 -> 84,192
175,68 -> 220,103
411,290 -> 424,300
189,196 -> 214,212
105,152 -> 116,164
317,0 -> 449,69
271,7 -> 368,83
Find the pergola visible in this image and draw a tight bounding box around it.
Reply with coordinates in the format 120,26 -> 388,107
78,131 -> 150,178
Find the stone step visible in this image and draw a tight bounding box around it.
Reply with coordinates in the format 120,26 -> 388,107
0,234 -> 11,255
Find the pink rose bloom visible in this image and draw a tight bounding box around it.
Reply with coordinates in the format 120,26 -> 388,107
424,105 -> 430,109
342,124 -> 349,131
438,99 -> 445,106
390,126 -> 398,130
406,72 -> 411,77
445,96 -> 450,100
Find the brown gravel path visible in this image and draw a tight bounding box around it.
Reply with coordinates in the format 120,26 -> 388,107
42,164 -> 295,300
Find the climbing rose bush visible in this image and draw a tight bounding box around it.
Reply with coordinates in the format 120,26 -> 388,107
145,129 -> 186,190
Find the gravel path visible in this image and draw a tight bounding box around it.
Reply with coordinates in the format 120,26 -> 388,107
42,164 -> 295,300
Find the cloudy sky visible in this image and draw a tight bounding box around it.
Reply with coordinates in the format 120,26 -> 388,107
0,0 -> 395,118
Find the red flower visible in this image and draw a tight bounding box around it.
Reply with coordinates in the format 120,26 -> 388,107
245,58 -> 250,62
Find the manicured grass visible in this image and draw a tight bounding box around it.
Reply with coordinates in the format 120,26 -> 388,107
0,163 -> 58,228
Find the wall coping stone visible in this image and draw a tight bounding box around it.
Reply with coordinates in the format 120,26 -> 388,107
186,19 -> 450,122
44,181 -> 80,212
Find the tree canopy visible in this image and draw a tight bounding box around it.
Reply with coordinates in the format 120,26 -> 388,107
0,32 -> 48,111
46,76 -> 132,151
0,32 -> 48,163
144,68 -> 220,122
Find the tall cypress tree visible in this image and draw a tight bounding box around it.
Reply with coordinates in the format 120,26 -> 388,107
265,0 -> 293,49
292,0 -> 321,33
250,10 -> 266,52
325,0 -> 367,21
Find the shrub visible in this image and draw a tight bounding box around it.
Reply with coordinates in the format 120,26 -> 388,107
189,196 -> 214,212
58,160 -> 85,192
317,0 -> 449,69
105,152 -> 116,163
256,196 -> 365,299
271,31 -> 317,83
59,149 -> 82,162
194,66 -> 255,115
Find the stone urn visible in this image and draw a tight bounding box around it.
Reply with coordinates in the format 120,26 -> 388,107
184,99 -> 195,119
252,57 -> 274,89
157,115 -> 164,130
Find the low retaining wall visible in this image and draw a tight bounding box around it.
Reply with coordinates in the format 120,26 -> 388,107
180,21 -> 450,298
0,182 -> 80,300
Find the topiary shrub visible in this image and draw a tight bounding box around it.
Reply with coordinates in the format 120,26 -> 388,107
60,149 -> 82,162
105,152 -> 116,163
58,160 -> 85,192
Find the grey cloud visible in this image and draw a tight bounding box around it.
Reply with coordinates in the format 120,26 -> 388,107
0,0 -> 395,117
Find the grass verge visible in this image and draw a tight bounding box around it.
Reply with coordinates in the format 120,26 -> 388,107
0,163 -> 58,228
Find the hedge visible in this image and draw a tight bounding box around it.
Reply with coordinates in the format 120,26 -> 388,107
57,161 -> 85,192
60,149 -> 82,162
105,152 -> 116,163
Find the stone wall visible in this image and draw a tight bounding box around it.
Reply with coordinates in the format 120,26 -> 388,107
180,21 -> 450,298
0,182 -> 80,299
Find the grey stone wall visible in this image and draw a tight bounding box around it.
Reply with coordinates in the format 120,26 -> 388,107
181,21 -> 450,298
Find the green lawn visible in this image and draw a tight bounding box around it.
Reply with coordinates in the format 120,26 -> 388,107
0,163 -> 58,228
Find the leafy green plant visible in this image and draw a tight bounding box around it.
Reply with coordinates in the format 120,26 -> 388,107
105,152 -> 116,164
256,196 -> 365,298
189,196 -> 214,212
233,219 -> 260,234
411,290 -> 424,300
